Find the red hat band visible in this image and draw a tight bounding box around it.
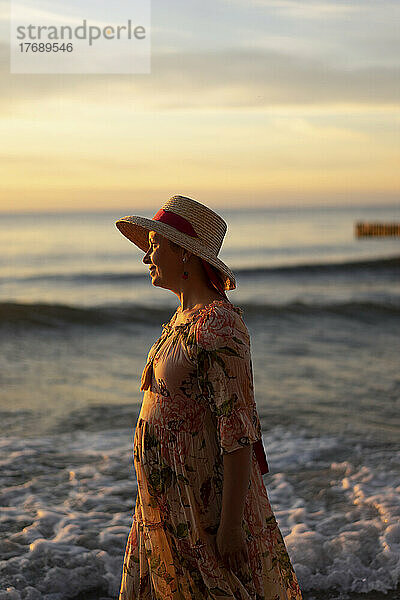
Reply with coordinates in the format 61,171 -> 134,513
152,208 -> 227,299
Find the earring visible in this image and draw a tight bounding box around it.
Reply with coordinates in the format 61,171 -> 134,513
182,256 -> 189,280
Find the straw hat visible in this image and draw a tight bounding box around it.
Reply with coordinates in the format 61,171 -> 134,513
115,195 -> 236,290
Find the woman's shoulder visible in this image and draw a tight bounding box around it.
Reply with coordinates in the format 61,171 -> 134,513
194,298 -> 249,350
195,298 -> 244,324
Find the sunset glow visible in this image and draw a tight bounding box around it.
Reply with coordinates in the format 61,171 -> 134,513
1,0 -> 399,212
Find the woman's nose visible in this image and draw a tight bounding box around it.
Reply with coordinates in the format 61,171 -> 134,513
143,251 -> 151,264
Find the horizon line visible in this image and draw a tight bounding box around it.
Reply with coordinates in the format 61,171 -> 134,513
1,200 -> 399,217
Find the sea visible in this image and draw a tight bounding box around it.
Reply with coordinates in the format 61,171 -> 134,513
0,203 -> 399,600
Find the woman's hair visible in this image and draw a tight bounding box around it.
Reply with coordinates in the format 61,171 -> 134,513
168,239 -> 182,253
167,238 -> 226,297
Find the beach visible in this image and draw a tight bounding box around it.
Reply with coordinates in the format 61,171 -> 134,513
1,204 -> 399,599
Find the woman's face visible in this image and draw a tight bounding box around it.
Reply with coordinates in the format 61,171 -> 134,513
142,231 -> 183,290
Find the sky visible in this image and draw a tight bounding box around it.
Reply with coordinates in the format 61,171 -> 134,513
0,0 -> 399,213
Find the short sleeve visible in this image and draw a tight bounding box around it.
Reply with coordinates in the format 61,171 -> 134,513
195,304 -> 262,455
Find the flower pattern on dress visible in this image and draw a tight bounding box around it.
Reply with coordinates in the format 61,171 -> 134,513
119,299 -> 303,600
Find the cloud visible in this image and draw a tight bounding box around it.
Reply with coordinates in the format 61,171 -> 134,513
0,45 -> 399,115
228,0 -> 396,19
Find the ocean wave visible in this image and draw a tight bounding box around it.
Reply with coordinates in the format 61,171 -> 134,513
240,254 -> 400,276
1,299 -> 399,329
3,271 -> 146,284
2,254 -> 399,285
0,302 -> 171,328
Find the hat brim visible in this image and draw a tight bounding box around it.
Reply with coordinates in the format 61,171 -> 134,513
115,216 -> 236,291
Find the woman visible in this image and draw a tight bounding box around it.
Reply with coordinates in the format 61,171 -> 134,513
115,195 -> 303,600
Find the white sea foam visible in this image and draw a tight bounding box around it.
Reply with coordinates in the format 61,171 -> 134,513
0,427 -> 399,598
264,426 -> 400,596
0,431 -> 135,599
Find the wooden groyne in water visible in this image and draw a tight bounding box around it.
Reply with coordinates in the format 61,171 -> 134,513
355,222 -> 400,238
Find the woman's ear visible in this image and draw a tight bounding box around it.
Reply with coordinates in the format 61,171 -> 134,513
182,249 -> 192,262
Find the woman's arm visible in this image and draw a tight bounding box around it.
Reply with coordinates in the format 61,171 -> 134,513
216,445 -> 252,572
194,305 -> 261,571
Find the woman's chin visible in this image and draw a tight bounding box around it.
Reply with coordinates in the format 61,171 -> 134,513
151,276 -> 171,291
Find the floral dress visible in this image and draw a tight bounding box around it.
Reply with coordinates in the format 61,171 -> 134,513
119,299 -> 303,600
